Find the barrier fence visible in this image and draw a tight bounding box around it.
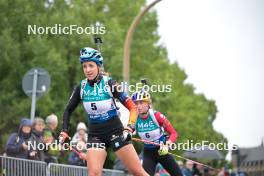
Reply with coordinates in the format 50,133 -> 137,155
48,163 -> 126,176
0,155 -> 126,176
0,156 -> 47,176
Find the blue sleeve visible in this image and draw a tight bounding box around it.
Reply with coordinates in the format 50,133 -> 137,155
117,92 -> 129,104
108,79 -> 129,104
5,133 -> 22,155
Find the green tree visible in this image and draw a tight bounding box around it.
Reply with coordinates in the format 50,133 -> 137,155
0,0 -> 227,168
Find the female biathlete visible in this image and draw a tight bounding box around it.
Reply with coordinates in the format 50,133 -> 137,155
131,90 -> 183,176
59,47 -> 149,176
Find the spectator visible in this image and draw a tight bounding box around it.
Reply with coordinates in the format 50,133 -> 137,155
177,161 -> 185,175
44,114 -> 58,142
197,164 -> 204,176
192,163 -> 202,176
67,122 -> 88,166
182,161 -> 193,176
5,118 -> 36,159
71,122 -> 88,144
43,113 -> 59,163
68,140 -> 87,166
204,167 -> 209,176
31,117 -> 46,161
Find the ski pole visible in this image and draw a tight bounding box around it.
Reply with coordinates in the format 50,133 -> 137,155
132,137 -> 216,170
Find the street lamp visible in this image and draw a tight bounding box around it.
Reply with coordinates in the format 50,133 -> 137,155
123,0 -> 162,84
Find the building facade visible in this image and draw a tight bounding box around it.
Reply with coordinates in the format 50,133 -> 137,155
232,142 -> 264,176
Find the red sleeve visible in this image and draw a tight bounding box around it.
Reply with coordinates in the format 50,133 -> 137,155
123,98 -> 138,126
155,112 -> 178,143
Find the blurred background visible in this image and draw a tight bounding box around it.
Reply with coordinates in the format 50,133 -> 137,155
0,0 -> 263,173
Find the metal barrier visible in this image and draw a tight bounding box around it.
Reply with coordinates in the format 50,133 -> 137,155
102,168 -> 127,176
48,163 -> 86,176
0,156 -> 126,176
48,163 -> 126,176
0,155 -> 47,176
